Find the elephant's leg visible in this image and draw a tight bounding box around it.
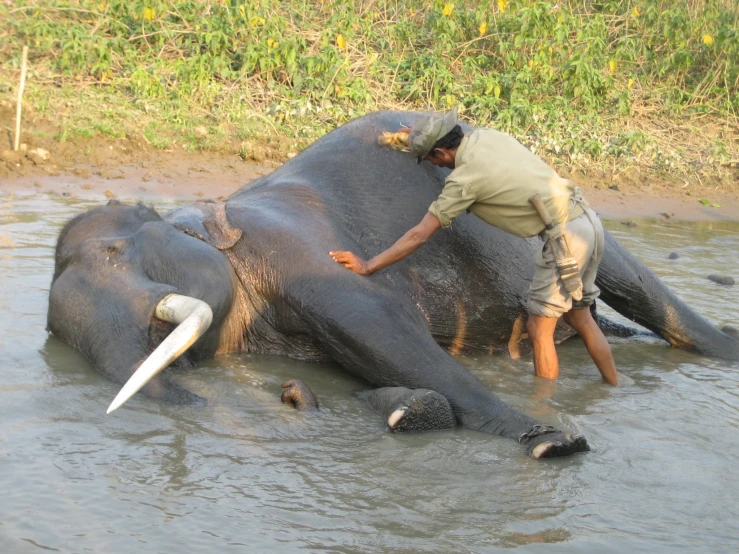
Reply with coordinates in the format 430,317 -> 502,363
358,387 -> 456,432
280,379 -> 319,410
598,230 -> 739,360
287,274 -> 589,458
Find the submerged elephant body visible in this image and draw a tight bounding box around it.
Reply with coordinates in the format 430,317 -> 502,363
48,111 -> 739,457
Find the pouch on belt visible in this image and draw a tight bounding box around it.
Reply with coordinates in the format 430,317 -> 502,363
528,193 -> 584,302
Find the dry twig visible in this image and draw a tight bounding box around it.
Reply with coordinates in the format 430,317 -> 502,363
14,45 -> 28,152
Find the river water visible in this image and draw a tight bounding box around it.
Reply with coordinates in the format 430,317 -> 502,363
1,191 -> 738,553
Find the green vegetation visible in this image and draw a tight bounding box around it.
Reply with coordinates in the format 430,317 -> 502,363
1,0 -> 737,180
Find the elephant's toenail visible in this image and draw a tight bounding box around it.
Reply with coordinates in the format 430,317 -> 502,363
387,407 -> 407,429
531,442 -> 552,458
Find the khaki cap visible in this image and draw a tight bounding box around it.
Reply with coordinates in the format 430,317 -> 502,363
408,107 -> 459,163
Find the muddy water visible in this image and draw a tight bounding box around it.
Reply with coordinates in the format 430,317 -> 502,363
1,191 -> 738,553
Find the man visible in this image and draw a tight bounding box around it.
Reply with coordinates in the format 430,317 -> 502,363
330,109 -> 619,386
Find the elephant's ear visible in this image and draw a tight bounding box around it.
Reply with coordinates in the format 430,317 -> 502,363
170,201 -> 242,250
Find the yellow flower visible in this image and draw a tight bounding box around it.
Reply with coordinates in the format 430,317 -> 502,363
627,78 -> 634,89
267,38 -> 279,48
479,21 -> 488,36
143,7 -> 155,21
98,2 -> 107,10
498,0 -> 507,13
442,3 -> 454,17
250,17 -> 266,27
702,34 -> 714,46
631,7 -> 639,17
337,34 -> 346,50
609,59 -> 617,74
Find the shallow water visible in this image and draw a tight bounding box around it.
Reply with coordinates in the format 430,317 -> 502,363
1,191 -> 738,553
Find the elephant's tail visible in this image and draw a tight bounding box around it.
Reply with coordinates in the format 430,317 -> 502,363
596,230 -> 739,362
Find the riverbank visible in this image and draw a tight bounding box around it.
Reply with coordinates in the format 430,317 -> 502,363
2,142 -> 738,223
2,1 -> 739,219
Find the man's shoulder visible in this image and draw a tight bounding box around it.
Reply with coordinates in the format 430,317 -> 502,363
449,130 -> 504,183
466,128 -> 545,168
463,128 -> 520,153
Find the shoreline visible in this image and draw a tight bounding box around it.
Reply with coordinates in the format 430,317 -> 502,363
2,149 -> 738,223
583,187 -> 739,223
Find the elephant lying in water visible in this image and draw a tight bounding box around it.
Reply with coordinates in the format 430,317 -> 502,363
47,111 -> 739,458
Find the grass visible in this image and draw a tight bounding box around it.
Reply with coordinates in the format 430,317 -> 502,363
1,0 -> 737,185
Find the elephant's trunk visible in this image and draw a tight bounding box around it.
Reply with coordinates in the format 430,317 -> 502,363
597,232 -> 739,361
106,294 -> 213,413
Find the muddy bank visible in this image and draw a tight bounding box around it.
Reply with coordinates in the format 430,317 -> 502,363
2,143 -> 738,222
584,187 -> 739,222
2,92 -> 738,219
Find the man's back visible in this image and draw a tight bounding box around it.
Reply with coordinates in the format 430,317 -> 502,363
430,128 -> 584,237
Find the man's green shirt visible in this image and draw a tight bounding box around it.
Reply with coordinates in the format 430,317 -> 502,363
428,129 -> 585,238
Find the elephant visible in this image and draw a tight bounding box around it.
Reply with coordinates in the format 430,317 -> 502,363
47,111 -> 739,459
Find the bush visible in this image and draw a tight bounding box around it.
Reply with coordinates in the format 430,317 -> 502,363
2,0 -> 737,171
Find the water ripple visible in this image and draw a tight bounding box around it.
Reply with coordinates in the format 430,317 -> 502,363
1,198 -> 738,552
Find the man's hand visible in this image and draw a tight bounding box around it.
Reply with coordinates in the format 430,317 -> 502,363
330,250 -> 372,275
330,214 -> 441,277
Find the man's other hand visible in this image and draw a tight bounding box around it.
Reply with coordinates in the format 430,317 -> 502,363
330,251 -> 372,275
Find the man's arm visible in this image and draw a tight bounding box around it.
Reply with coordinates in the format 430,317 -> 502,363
330,213 -> 441,275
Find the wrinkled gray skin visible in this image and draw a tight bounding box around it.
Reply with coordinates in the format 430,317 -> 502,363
48,111 -> 739,457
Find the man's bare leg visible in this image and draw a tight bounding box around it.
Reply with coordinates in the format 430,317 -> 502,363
526,315 -> 560,380
563,307 -> 620,385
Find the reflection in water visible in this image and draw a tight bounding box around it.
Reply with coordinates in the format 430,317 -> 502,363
1,193 -> 738,552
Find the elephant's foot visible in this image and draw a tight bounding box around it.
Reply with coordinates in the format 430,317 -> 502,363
519,425 -> 589,458
359,387 -> 456,433
388,390 -> 457,432
281,379 -> 319,410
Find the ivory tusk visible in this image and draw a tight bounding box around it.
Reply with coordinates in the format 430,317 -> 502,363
106,294 -> 213,414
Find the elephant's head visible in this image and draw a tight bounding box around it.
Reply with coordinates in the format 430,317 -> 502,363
48,200 -> 239,408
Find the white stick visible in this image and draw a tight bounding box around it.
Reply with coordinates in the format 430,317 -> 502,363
14,45 -> 29,152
